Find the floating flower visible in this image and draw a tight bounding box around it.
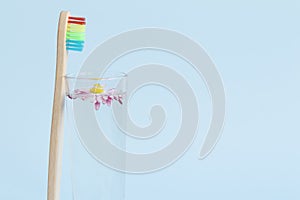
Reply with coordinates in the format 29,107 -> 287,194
67,87 -> 124,110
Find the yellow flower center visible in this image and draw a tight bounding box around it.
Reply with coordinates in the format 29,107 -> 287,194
90,83 -> 104,94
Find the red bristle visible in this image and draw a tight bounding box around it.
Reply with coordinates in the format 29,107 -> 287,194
69,16 -> 86,21
68,20 -> 86,25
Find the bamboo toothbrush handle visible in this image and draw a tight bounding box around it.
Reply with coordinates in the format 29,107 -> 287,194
48,11 -> 69,200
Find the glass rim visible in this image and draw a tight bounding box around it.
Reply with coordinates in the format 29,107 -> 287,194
64,72 -> 127,81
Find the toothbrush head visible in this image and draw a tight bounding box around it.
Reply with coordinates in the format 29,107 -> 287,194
66,16 -> 86,52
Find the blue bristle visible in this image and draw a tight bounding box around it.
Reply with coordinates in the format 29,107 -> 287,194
66,40 -> 84,52
66,46 -> 83,52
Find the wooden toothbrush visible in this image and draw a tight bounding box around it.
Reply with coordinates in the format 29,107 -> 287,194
48,11 -> 85,200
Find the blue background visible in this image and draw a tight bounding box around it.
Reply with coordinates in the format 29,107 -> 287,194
1,0 -> 299,199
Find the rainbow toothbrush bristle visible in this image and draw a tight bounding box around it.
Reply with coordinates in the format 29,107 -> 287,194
66,16 -> 86,52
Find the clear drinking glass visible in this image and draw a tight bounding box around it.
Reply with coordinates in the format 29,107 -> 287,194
64,72 -> 127,200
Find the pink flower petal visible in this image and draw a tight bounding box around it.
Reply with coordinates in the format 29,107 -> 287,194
107,88 -> 116,95
107,99 -> 112,106
96,95 -> 102,102
101,96 -> 107,104
95,101 -> 100,110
